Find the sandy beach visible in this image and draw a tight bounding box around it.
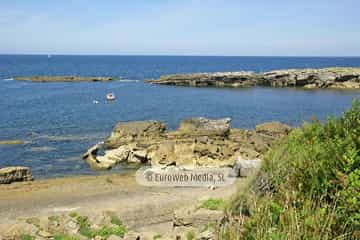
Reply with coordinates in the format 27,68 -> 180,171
0,172 -> 244,237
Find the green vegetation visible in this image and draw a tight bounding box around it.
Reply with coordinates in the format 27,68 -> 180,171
53,234 -> 80,240
69,212 -> 78,218
225,100 -> 360,239
199,198 -> 227,210
153,233 -> 162,239
110,214 -> 123,226
19,235 -> 34,240
76,214 -> 127,238
186,230 -> 195,240
48,215 -> 60,222
201,222 -> 216,232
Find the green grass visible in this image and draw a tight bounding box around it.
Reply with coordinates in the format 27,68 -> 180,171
19,235 -> 34,240
93,225 -> 127,238
110,214 -> 123,226
153,234 -> 162,239
48,215 -> 60,222
53,234 -> 80,240
76,214 -> 127,238
69,212 -> 78,218
199,198 -> 227,210
186,230 -> 195,240
225,100 -> 360,239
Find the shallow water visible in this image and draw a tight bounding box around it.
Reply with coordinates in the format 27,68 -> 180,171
0,55 -> 359,178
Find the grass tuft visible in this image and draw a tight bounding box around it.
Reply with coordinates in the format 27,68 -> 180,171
19,235 -> 34,240
199,198 -> 227,210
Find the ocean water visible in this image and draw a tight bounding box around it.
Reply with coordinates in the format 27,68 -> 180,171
0,55 -> 359,178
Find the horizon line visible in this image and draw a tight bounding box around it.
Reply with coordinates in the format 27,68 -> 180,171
1,53 -> 360,58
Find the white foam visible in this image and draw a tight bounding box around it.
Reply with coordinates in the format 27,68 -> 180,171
2,78 -> 14,81
118,79 -> 140,82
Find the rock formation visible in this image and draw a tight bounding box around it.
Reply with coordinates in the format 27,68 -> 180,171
146,67 -> 360,89
14,76 -> 116,82
83,118 -> 291,170
0,166 -> 33,184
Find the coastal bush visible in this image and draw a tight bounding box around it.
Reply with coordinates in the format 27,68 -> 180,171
225,100 -> 360,239
199,198 -> 227,210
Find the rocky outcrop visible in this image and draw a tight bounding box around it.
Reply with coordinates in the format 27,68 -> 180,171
15,76 -> 116,82
83,118 -> 291,170
255,121 -> 292,138
146,67 -> 360,89
104,120 -> 166,149
0,166 -> 33,184
0,139 -> 24,145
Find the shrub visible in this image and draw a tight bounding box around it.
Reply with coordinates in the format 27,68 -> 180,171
225,100 -> 360,239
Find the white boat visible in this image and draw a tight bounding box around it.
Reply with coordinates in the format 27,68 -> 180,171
106,93 -> 116,101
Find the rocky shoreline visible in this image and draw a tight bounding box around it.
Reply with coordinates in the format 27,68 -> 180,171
83,117 -> 291,170
146,67 -> 360,89
15,76 -> 116,82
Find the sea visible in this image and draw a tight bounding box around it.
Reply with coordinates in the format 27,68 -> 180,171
0,55 -> 359,178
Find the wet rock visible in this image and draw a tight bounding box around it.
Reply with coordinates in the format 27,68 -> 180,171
82,144 -> 115,170
0,166 -> 33,184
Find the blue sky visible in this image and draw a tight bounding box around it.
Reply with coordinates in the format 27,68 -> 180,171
0,0 -> 359,56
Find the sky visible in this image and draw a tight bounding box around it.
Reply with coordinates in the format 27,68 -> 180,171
0,0 -> 359,56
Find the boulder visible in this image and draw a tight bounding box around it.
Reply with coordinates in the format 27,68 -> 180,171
104,121 -> 166,149
173,206 -> 224,228
178,117 -> 231,136
0,166 -> 33,184
82,144 -> 116,170
233,158 -> 262,177
255,121 -> 291,137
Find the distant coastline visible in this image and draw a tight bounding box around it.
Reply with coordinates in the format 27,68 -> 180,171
147,67 -> 360,89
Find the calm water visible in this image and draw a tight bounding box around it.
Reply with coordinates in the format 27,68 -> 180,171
0,55 -> 359,178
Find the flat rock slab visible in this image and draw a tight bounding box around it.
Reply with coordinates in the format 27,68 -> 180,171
0,166 -> 33,184
14,76 -> 115,82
